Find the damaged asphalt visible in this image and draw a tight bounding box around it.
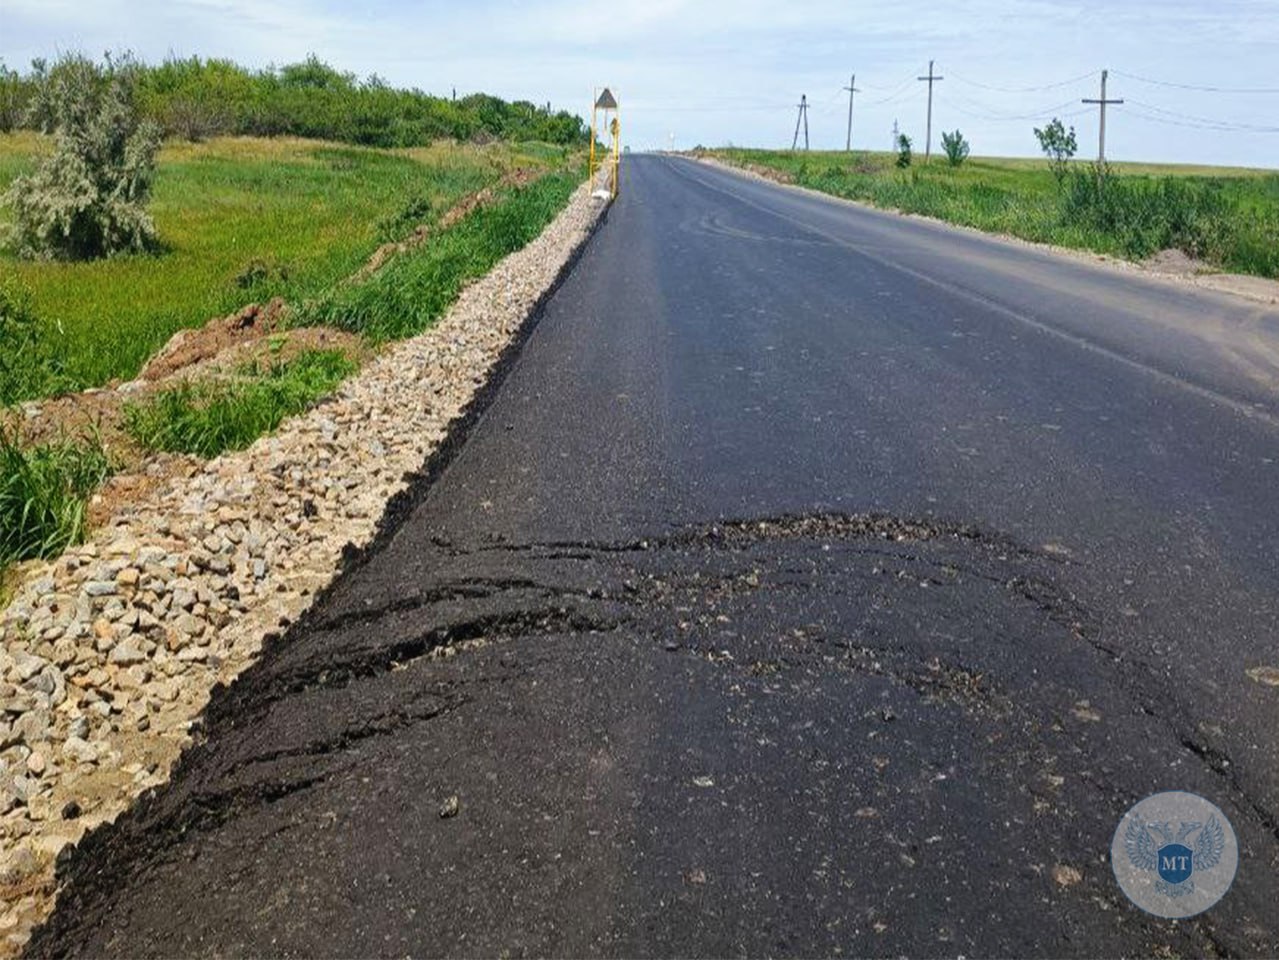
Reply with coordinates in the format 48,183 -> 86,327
30,155 -> 1279,957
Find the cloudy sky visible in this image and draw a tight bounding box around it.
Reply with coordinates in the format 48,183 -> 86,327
3,0 -> 1278,166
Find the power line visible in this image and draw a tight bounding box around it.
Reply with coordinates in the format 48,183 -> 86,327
1111,69 -> 1279,95
949,69 -> 1096,94
941,92 -> 1082,122
1120,100 -> 1279,133
858,69 -> 926,94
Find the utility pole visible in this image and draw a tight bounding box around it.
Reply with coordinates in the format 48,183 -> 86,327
917,60 -> 943,163
1082,69 -> 1124,168
892,118 -> 899,152
791,94 -> 810,151
843,73 -> 861,152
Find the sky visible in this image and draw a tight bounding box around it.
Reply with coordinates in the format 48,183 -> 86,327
3,0 -> 1278,167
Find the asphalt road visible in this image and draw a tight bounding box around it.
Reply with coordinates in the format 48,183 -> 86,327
34,156 -> 1279,957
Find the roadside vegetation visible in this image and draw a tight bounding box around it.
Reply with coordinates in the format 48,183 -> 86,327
300,169 -> 582,340
123,349 -> 356,457
0,428 -> 112,569
705,147 -> 1279,279
0,54 -> 586,148
0,134 -> 567,400
0,52 -> 589,581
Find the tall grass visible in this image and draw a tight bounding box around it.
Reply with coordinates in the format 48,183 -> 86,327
713,149 -> 1279,279
123,349 -> 356,457
0,429 -> 112,567
298,169 -> 581,341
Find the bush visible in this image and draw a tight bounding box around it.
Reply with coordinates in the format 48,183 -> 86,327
0,60 -> 31,132
1034,118 -> 1078,184
0,429 -> 112,567
895,134 -> 913,169
123,350 -> 356,457
5,53 -> 162,260
941,130 -> 970,168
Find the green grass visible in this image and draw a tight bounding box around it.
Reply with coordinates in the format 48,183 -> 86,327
708,149 -> 1279,278
0,133 -> 564,402
0,428 -> 113,567
298,168 -> 583,341
123,349 -> 357,458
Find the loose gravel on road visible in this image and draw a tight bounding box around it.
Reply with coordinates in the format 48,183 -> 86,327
0,180 -> 606,953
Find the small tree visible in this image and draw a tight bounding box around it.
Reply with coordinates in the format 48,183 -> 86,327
1034,117 -> 1077,184
895,133 -> 913,169
4,53 -> 162,260
941,129 -> 970,167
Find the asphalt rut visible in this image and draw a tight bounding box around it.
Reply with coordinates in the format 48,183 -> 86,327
30,514 -> 1279,957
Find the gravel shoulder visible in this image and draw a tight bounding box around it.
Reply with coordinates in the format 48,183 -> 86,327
0,180 -> 608,954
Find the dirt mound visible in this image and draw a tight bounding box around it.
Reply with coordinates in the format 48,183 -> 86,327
4,328 -> 367,473
139,297 -> 290,381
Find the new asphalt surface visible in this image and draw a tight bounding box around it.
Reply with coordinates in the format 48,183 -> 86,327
32,155 -> 1279,957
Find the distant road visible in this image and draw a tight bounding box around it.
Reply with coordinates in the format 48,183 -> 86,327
36,154 -> 1279,957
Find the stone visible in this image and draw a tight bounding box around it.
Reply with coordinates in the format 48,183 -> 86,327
10,653 -> 47,683
11,711 -> 50,746
107,641 -> 146,666
62,737 -> 98,764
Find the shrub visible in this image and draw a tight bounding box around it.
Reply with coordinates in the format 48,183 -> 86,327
0,429 -> 112,567
941,130 -> 970,168
5,53 -> 162,260
1034,118 -> 1078,184
895,134 -> 913,169
0,60 -> 30,133
123,349 -> 356,457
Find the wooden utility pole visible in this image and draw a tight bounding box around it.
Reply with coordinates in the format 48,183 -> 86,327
791,94 -> 810,151
1082,69 -> 1124,168
844,73 -> 861,152
917,60 -> 943,163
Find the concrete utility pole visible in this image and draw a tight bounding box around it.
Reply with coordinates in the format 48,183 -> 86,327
844,73 -> 861,152
892,118 -> 899,152
917,60 -> 944,163
791,94 -> 810,151
1082,69 -> 1124,167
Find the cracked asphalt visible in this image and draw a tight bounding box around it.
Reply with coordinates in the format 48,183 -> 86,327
32,155 -> 1279,957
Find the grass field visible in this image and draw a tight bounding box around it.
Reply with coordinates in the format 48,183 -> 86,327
706,149 -> 1279,279
0,132 -> 573,402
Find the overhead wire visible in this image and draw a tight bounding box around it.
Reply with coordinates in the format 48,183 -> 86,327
1110,69 -> 1279,95
949,69 -> 1097,93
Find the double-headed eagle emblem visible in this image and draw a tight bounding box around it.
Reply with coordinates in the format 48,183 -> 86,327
1124,815 -> 1227,897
